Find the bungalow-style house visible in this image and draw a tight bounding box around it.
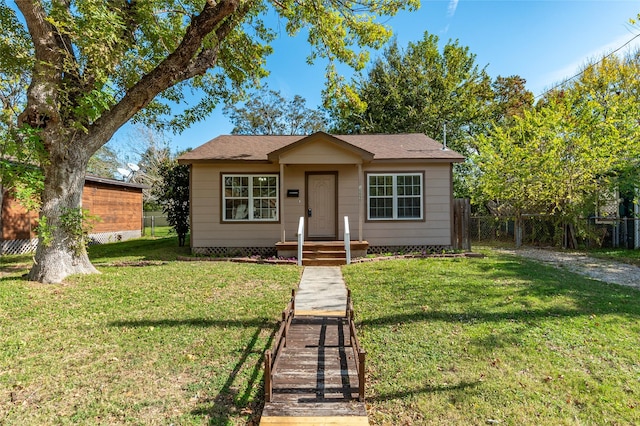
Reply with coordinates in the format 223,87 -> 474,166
178,132 -> 464,264
1,175 -> 146,255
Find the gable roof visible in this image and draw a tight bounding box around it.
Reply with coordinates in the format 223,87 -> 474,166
178,132 -> 465,164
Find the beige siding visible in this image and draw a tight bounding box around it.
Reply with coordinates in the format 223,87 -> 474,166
190,163 -> 281,247
362,163 -> 452,246
190,160 -> 453,250
279,140 -> 364,164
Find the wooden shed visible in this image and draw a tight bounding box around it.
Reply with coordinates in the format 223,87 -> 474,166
1,175 -> 146,255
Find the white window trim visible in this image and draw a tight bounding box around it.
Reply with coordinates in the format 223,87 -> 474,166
222,174 -> 279,222
367,173 -> 423,221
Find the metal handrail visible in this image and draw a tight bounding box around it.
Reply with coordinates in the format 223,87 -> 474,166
297,217 -> 304,266
344,216 -> 351,265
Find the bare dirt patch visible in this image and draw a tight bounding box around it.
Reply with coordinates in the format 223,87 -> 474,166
497,248 -> 640,290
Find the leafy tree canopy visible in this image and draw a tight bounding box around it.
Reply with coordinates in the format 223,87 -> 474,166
0,0 -> 417,283
474,50 -> 640,245
328,31 -> 500,197
223,86 -> 327,135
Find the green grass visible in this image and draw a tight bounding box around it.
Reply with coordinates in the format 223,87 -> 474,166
343,255 -> 640,425
586,248 -> 640,267
2,239 -> 639,425
0,236 -> 301,425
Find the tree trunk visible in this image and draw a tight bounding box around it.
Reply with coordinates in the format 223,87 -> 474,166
514,213 -> 523,248
0,186 -> 3,253
28,152 -> 99,283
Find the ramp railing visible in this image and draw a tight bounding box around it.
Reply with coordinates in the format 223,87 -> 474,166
264,289 -> 295,402
346,289 -> 366,401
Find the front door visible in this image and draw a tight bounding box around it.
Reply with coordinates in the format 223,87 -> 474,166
306,172 -> 337,240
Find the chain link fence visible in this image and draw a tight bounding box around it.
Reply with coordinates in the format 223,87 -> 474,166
471,215 -> 640,249
143,211 -> 169,236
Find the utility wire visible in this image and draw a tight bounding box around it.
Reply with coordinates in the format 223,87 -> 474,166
535,32 -> 640,100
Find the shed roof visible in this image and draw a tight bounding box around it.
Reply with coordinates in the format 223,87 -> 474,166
85,174 -> 148,190
178,132 -> 465,164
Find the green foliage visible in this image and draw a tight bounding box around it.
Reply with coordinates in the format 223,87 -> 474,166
59,207 -> 100,256
0,126 -> 45,210
223,86 -> 328,135
474,51 -> 640,227
34,215 -> 52,247
155,159 -> 190,246
327,32 -> 495,197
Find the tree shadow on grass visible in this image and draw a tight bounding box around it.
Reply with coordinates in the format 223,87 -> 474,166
367,380 -> 481,403
87,235 -> 191,263
359,255 -> 640,330
110,317 -> 274,425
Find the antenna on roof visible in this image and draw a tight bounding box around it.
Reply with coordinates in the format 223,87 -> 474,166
117,167 -> 131,180
442,121 -> 448,150
117,163 -> 140,182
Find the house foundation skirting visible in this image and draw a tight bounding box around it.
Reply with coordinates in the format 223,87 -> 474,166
1,230 -> 142,255
191,247 -> 278,258
192,244 -> 454,259
87,230 -> 141,245
367,245 -> 453,255
1,238 -> 39,255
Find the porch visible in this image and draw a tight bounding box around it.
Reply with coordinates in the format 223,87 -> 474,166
276,241 -> 369,266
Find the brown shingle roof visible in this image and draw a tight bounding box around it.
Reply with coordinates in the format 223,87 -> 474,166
178,132 -> 464,163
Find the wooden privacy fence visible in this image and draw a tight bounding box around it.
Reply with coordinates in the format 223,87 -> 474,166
453,198 -> 471,251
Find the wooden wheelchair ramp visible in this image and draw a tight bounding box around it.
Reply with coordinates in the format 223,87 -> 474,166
262,268 -> 368,425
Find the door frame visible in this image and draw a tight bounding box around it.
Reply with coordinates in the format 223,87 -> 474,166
305,171 -> 338,240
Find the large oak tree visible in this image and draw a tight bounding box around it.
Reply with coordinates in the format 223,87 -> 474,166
2,0 -> 417,283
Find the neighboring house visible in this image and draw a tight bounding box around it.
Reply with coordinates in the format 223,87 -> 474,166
178,132 -> 464,260
1,175 -> 146,255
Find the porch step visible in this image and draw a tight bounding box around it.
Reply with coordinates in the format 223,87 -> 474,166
275,241 -> 369,266
303,257 -> 347,266
303,245 -> 347,266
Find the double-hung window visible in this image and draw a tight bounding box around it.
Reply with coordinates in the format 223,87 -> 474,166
367,173 -> 423,220
223,174 -> 279,221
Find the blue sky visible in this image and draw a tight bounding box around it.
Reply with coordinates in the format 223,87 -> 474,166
111,1 -> 640,156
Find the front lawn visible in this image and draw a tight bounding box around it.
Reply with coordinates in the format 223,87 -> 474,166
1,238 -> 639,425
0,237 -> 301,425
343,255 -> 640,425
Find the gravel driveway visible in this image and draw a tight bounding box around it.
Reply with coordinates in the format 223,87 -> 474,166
497,248 -> 640,291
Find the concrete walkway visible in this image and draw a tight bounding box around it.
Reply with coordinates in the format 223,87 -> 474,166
294,266 -> 348,317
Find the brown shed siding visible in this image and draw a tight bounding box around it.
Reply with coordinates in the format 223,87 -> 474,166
2,190 -> 38,240
2,178 -> 143,247
82,181 -> 143,233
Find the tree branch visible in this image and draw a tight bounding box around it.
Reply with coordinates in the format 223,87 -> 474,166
86,0 -> 244,151
15,0 -> 65,130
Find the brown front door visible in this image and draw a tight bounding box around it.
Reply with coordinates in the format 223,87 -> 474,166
306,172 -> 337,240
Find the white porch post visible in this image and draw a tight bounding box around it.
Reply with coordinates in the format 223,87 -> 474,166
358,162 -> 363,243
280,162 -> 285,243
